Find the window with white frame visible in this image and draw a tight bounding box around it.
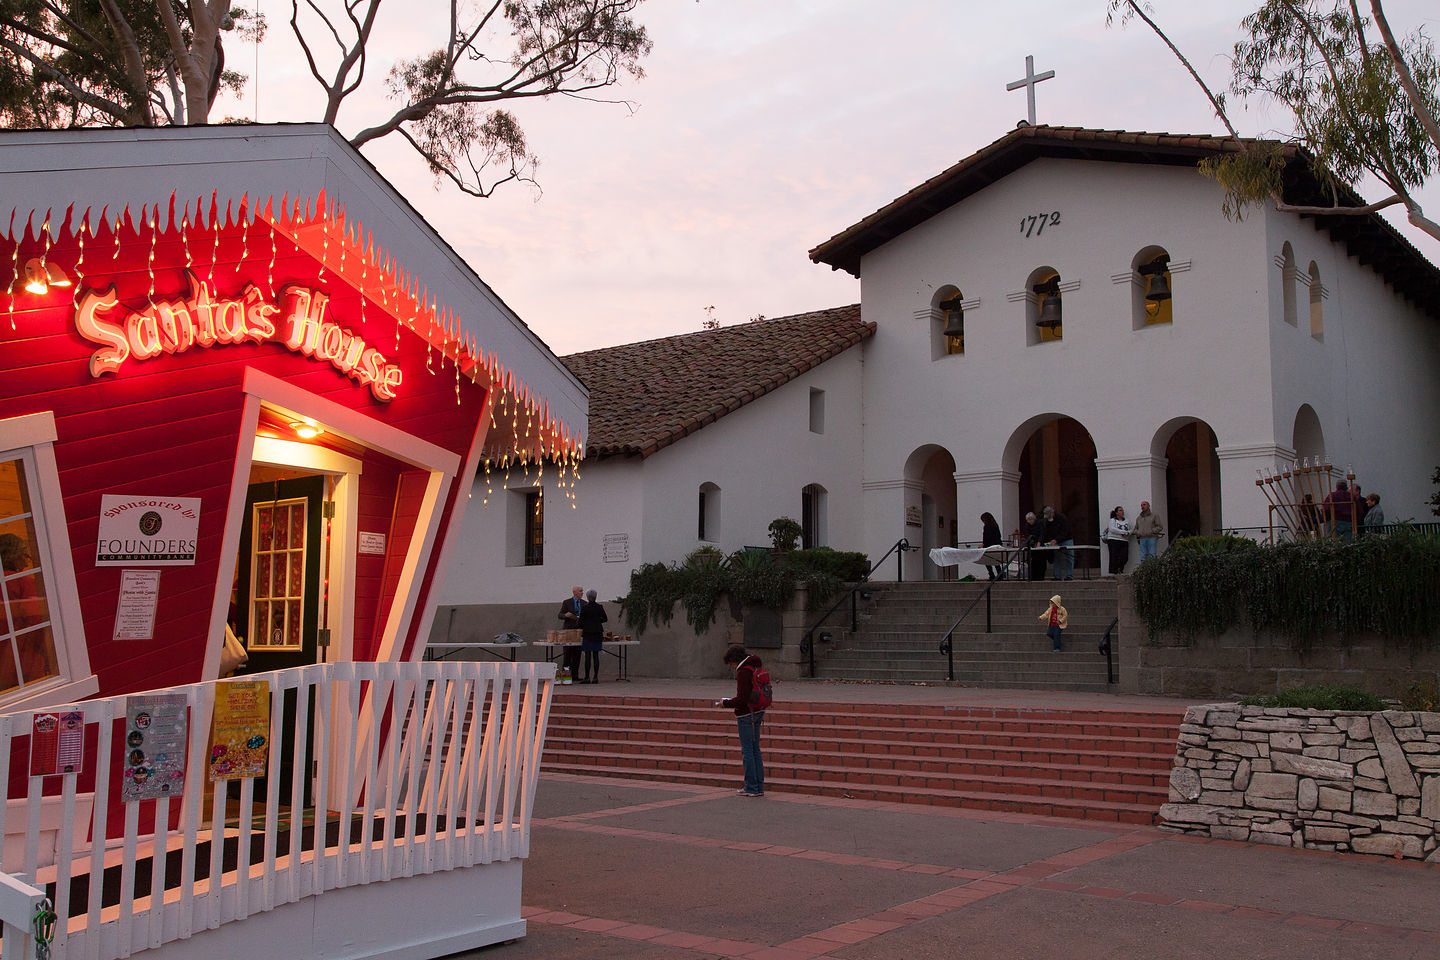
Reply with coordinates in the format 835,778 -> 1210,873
0,412 -> 94,707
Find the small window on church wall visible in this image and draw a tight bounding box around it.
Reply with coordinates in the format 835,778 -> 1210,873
1281,243 -> 1298,326
1026,267 -> 1062,345
506,487 -> 544,566
1131,247 -> 1172,329
929,287 -> 965,360
809,388 -> 825,434
698,482 -> 721,542
1308,262 -> 1323,339
802,484 -> 827,549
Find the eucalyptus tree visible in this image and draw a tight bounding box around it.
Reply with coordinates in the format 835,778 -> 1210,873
1,0 -> 651,200
1110,0 -> 1440,244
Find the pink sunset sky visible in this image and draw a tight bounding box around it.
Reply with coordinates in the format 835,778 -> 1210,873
222,0 -> 1439,354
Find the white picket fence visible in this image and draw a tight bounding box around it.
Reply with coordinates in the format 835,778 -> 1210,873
0,660 -> 554,959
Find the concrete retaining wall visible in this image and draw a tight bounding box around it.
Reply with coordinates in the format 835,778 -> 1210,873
1115,580 -> 1440,698
1161,704 -> 1440,861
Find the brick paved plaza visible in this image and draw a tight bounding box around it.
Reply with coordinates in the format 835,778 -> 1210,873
464,772 -> 1440,960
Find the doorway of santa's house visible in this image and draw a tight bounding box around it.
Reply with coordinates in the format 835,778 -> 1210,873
232,471 -> 327,807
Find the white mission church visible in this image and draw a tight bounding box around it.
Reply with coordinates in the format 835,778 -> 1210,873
437,124 -> 1440,626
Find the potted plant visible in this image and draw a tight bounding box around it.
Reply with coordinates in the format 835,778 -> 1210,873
768,517 -> 802,554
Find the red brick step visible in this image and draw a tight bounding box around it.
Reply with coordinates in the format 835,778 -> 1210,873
540,695 -> 1180,825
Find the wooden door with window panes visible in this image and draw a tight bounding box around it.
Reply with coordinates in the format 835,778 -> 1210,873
234,477 -> 325,674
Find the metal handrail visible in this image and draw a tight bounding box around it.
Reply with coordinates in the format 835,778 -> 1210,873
803,537 -> 910,678
1099,616 -> 1118,684
936,582 -> 994,681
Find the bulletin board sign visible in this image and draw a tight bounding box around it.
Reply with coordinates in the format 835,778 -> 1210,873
30,711 -> 85,777
113,569 -> 162,640
122,694 -> 189,802
208,680 -> 271,781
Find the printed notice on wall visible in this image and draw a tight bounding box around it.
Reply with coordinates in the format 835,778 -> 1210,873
208,680 -> 271,781
358,531 -> 387,555
122,694 -> 188,802
30,711 -> 85,777
96,495 -> 202,566
602,534 -> 630,563
114,569 -> 162,640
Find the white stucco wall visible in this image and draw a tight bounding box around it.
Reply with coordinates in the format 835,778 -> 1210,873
637,349 -> 866,562
439,345 -> 867,606
439,457 -> 644,605
855,158 -> 1283,568
1264,209 -> 1440,523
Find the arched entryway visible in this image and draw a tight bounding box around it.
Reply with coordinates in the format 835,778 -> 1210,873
1005,416 -> 1099,575
904,445 -> 957,580
1153,418 -> 1221,539
1292,404 -> 1325,462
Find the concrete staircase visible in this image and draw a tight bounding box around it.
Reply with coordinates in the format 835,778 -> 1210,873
808,580 -> 1120,692
541,695 -> 1179,824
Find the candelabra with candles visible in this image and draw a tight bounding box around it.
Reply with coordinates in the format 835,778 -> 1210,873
1254,457 -> 1346,541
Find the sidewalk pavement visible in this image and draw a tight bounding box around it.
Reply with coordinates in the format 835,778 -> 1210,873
456,679 -> 1440,960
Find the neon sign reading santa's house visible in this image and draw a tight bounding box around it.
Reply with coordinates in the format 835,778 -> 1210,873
74,271 -> 403,401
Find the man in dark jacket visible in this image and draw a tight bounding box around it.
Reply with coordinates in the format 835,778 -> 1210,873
717,645 -> 766,797
1022,511 -> 1047,580
556,586 -> 586,682
1042,506 -> 1074,580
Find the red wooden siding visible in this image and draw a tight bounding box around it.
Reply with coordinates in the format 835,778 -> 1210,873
1,205 -> 490,699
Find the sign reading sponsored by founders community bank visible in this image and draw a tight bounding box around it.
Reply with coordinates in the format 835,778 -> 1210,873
96,495 -> 202,566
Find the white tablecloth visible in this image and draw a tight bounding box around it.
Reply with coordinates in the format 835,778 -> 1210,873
928,546 -> 1020,567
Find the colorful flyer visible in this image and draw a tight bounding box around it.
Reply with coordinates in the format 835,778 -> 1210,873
122,694 -> 188,802
208,680 -> 271,781
30,710 -> 85,777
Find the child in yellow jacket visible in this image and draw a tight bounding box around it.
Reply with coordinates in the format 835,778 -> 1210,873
1038,594 -> 1067,652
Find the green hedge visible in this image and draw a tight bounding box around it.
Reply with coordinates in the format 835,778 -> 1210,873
619,547 -> 869,636
1133,530 -> 1440,651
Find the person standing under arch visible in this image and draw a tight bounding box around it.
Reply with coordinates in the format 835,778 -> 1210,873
980,512 -> 1005,581
1134,501 -> 1164,562
1103,506 -> 1131,575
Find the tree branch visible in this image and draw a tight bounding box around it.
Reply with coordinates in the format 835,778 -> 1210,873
1368,0 -> 1440,156
1112,0 -> 1242,140
395,126 -> 539,198
1274,193 -> 1406,215
0,33 -> 131,122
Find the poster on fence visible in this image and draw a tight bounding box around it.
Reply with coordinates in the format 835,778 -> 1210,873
29,710 -> 85,777
208,680 -> 271,781
122,694 -> 189,802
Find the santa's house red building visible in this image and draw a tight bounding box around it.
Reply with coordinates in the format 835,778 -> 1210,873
0,126 -> 584,959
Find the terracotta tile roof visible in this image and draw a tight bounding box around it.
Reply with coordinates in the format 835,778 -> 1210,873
562,305 -> 871,459
809,125 -> 1440,317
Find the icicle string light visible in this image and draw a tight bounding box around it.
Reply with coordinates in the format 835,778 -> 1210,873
2,191 -> 585,483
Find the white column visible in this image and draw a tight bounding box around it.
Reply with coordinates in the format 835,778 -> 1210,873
1095,454 -> 1167,573
863,478 -> 925,580
1216,442 -> 1296,535
953,468 -> 1022,541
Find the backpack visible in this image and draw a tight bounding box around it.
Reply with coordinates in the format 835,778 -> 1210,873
742,658 -> 773,712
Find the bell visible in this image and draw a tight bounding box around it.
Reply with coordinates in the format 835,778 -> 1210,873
942,311 -> 965,338
1145,270 -> 1172,302
1036,293 -> 1062,329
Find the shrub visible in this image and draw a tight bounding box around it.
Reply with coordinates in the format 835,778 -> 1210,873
1400,677 -> 1439,712
1134,528 -> 1440,652
619,545 -> 870,635
768,517 -> 802,552
1238,686 -> 1385,711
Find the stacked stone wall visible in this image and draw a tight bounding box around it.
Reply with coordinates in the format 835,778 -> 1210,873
1161,704 -> 1440,861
